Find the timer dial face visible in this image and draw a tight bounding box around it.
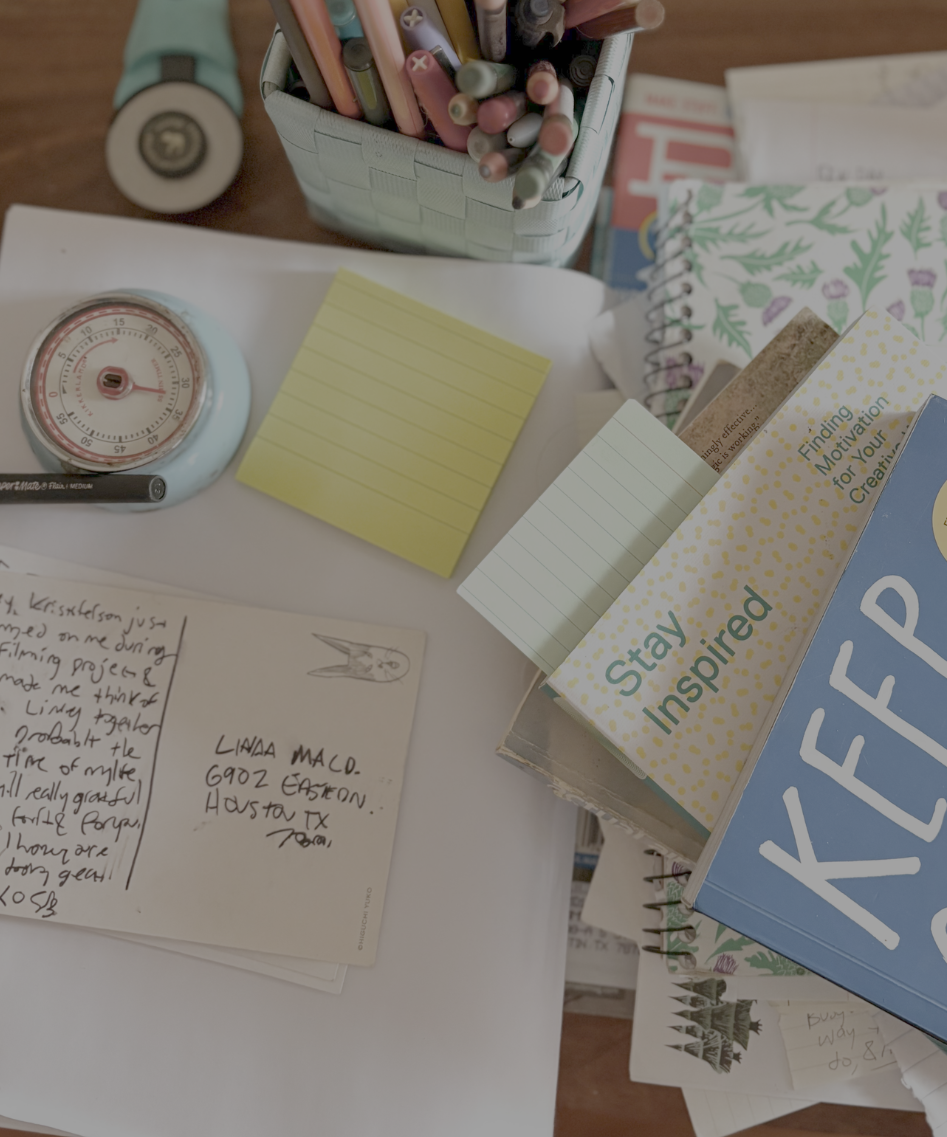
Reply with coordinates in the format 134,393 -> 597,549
23,295 -> 206,471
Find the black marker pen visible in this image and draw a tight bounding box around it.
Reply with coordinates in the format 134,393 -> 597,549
0,474 -> 167,504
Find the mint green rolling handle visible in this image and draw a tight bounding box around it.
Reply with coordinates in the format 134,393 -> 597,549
107,0 -> 244,213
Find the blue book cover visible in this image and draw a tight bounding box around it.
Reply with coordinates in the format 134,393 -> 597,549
687,393 -> 947,1041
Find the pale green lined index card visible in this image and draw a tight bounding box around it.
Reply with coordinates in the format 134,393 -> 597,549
457,399 -> 719,673
237,269 -> 550,578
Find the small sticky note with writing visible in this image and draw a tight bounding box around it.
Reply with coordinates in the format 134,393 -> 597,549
458,399 -> 719,673
776,1002 -> 898,1091
236,269 -> 551,578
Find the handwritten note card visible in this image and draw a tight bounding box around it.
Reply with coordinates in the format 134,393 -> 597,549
0,570 -> 424,964
777,1003 -> 897,1090
236,269 -> 551,578
458,399 -> 718,673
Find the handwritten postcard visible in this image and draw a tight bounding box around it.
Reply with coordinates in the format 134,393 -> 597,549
0,571 -> 424,964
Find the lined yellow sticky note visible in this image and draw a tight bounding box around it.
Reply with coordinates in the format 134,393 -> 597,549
236,270 -> 551,577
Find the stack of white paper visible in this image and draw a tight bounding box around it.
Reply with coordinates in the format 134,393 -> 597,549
582,825 -> 923,1137
0,205 -> 608,1137
726,51 -> 947,181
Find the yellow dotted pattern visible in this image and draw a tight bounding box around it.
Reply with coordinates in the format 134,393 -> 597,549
549,310 -> 947,831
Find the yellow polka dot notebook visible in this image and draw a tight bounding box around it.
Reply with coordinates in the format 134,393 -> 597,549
546,308 -> 947,839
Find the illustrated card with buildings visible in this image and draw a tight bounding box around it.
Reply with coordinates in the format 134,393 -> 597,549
630,949 -> 918,1109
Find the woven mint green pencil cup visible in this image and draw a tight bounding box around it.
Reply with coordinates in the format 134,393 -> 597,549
260,28 -> 631,265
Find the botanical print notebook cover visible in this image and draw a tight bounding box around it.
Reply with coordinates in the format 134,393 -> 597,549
654,180 -> 947,400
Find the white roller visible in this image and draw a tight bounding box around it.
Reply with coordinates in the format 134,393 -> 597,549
105,80 -> 242,213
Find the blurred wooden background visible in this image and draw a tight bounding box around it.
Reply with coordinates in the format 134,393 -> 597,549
1,2 -> 945,1134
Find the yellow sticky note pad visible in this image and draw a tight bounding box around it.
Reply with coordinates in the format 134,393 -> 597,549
236,270 -> 551,577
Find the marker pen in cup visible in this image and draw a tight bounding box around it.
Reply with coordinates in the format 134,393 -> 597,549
343,37 -> 394,125
477,89 -> 527,133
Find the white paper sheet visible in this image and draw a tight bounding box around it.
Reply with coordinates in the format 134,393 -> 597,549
739,99 -> 947,184
681,1088 -> 811,1137
0,542 -> 345,994
876,1010 -> 947,1135
726,51 -> 947,177
0,205 -> 603,1137
588,290 -> 651,400
0,568 -> 423,964
566,877 -> 638,990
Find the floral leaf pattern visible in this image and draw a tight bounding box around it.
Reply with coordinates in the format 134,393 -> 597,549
787,198 -> 852,235
744,951 -> 806,976
774,260 -> 823,288
721,239 -> 813,276
707,935 -> 756,961
842,205 -> 894,309
712,301 -> 752,356
900,197 -> 933,256
739,185 -> 807,216
688,222 -> 769,253
658,182 -> 947,393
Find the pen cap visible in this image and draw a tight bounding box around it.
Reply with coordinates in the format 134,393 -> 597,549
342,35 -> 374,69
405,50 -> 472,150
512,145 -> 566,208
537,111 -> 574,156
477,90 -> 527,134
475,0 -> 507,65
400,5 -> 461,70
456,60 -> 516,98
466,126 -> 508,159
343,37 -> 394,124
545,78 -> 573,120
326,0 -> 365,36
448,92 -> 480,123
513,0 -> 565,47
431,0 -> 481,64
567,52 -> 596,87
506,112 -> 542,148
478,147 -> 527,181
525,60 -> 558,105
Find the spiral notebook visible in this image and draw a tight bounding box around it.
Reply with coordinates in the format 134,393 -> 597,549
644,180 -> 947,423
641,851 -> 809,978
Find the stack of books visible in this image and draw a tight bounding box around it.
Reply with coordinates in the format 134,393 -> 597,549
457,48 -> 947,1137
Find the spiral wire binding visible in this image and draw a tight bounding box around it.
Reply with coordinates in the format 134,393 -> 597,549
641,188 -> 697,421
641,849 -> 694,957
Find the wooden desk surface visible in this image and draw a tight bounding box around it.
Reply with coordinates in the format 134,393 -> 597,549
0,2 -> 944,1135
